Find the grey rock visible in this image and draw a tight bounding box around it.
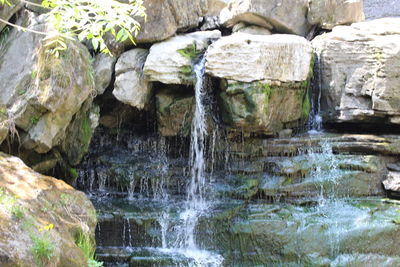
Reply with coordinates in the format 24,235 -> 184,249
94,53 -> 117,95
220,0 -> 311,36
364,0 -> 400,20
155,87 -> 194,136
205,33 -> 313,83
382,171 -> 400,192
312,18 -> 400,125
113,48 -> 152,110
144,30 -> 221,85
308,0 -> 364,30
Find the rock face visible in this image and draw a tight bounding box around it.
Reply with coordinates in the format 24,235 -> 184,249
135,0 -> 205,44
144,30 -> 221,85
0,13 -> 96,155
233,22 -> 272,35
220,80 -> 310,135
312,18 -> 400,125
308,0 -> 365,29
155,87 -> 194,136
220,0 -> 310,36
382,171 -> 400,196
0,0 -> 23,31
93,53 -> 116,95
206,33 -> 313,135
0,152 -> 96,267
364,0 -> 400,20
203,0 -> 230,16
113,49 -> 152,110
206,33 -> 313,83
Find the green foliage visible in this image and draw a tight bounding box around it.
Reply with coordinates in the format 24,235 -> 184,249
177,43 -> 201,60
0,26 -> 10,47
1,0 -> 146,54
31,116 -> 40,125
42,0 -> 146,54
0,187 -> 17,209
11,205 -> 25,220
31,233 -> 55,266
75,230 -> 103,267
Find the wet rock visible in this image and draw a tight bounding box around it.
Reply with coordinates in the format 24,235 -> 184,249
205,33 -> 313,83
93,53 -> 116,95
382,171 -> 400,193
61,101 -> 100,166
219,80 -> 310,136
312,18 -> 400,126
209,200 -> 400,266
0,152 -> 96,267
220,0 -> 310,36
144,30 -> 221,85
0,0 -> 23,31
113,48 -> 152,110
308,0 -> 364,30
364,0 -> 400,20
155,87 -> 194,137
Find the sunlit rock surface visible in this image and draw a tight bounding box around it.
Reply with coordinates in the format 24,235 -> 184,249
0,152 -> 96,267
113,48 -> 152,110
312,18 -> 400,125
220,0 -> 310,36
308,0 -> 364,29
144,30 -> 221,85
205,33 -> 313,83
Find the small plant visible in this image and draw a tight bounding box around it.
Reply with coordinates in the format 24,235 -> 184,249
75,230 -> 103,267
59,193 -> 73,206
31,116 -> 40,125
177,43 -> 201,60
40,200 -> 55,213
18,89 -> 27,95
11,205 -> 25,220
31,234 -> 55,266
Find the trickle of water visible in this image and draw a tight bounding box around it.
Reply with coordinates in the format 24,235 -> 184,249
309,49 -> 323,133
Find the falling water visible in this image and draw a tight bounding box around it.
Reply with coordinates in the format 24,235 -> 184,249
172,57 -> 223,266
309,49 -> 323,133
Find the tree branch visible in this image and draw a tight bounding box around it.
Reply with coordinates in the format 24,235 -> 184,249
0,17 -> 47,35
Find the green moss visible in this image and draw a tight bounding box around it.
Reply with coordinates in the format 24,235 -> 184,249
31,116 -> 40,126
0,26 -> 10,47
69,168 -> 79,180
177,42 -> 201,60
81,114 -> 93,155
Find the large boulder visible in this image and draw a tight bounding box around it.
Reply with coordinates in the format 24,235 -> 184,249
308,0 -> 365,29
312,18 -> 400,125
203,0 -> 230,16
0,152 -> 97,266
113,48 -> 152,110
206,33 -> 313,136
0,0 -> 23,32
364,0 -> 400,20
220,0 -> 310,36
135,0 -> 205,44
144,30 -> 221,85
219,80 -> 310,136
155,86 -> 194,136
0,12 -> 95,154
205,33 -> 313,83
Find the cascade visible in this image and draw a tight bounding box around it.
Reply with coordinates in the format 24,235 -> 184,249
172,57 -> 223,266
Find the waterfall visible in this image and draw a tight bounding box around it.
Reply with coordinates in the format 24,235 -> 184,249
309,49 -> 323,133
172,57 -> 223,266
